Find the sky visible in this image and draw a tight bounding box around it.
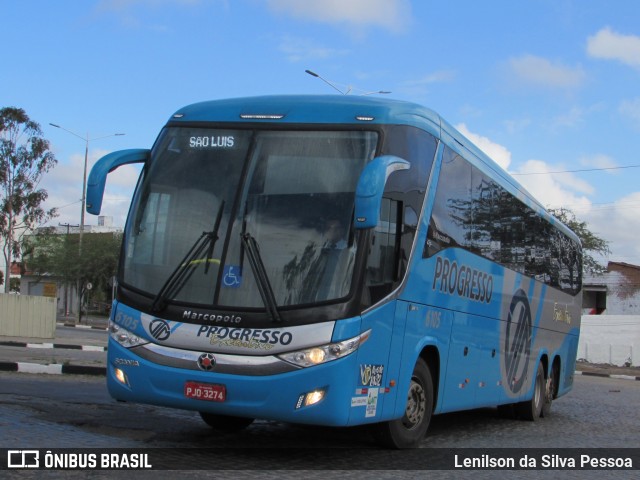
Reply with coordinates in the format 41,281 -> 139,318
3,0 -> 640,266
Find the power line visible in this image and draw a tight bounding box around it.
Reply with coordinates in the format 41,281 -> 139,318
512,164 -> 640,175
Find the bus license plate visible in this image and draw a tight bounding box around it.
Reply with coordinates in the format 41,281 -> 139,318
184,381 -> 226,402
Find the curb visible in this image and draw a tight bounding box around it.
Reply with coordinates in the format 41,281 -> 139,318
0,341 -> 106,352
574,370 -> 640,382
0,361 -> 106,376
57,322 -> 108,331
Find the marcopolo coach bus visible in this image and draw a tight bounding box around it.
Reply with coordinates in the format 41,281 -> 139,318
88,95 -> 582,448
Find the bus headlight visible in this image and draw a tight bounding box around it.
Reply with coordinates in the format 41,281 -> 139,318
278,330 -> 371,368
109,321 -> 148,348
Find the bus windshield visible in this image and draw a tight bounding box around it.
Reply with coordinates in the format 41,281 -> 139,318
122,127 -> 378,310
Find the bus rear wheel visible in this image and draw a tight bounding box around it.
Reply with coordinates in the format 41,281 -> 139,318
515,362 -> 545,421
541,362 -> 558,418
199,412 -> 255,432
375,358 -> 433,449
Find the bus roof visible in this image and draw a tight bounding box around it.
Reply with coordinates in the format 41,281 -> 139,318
171,94 -> 440,128
169,95 -> 578,244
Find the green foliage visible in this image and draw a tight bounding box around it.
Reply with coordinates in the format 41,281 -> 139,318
0,107 -> 57,292
548,207 -> 610,275
24,230 -> 122,305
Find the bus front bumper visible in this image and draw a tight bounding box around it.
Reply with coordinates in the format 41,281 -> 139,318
107,339 -> 371,427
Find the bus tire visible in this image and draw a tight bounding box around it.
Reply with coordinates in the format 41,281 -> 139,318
541,362 -> 558,418
199,412 -> 255,432
375,358 -> 433,449
515,362 -> 545,421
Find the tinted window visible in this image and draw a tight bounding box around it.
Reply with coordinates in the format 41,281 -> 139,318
425,146 -> 582,295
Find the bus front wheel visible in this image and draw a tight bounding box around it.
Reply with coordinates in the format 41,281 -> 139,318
199,412 -> 255,432
374,358 -> 433,449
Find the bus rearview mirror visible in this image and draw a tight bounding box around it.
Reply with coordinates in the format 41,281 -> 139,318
354,155 -> 410,229
86,148 -> 150,215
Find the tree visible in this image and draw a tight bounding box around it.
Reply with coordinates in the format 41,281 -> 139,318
0,107 -> 57,292
24,230 -> 122,320
548,207 -> 610,275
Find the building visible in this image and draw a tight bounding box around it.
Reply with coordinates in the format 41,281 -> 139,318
583,261 -> 640,315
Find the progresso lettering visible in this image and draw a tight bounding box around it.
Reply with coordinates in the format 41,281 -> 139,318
197,326 -> 293,347
432,257 -> 493,304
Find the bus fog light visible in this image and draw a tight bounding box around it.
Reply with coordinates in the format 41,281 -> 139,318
305,389 -> 325,406
114,367 -> 129,386
295,389 -> 326,409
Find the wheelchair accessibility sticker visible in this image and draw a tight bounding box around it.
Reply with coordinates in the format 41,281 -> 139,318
222,265 -> 242,288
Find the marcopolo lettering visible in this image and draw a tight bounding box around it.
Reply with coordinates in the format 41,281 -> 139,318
196,325 -> 293,346
432,257 -> 493,304
183,310 -> 241,324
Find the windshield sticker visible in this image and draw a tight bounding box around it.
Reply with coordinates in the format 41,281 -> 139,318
222,265 -> 242,288
359,364 -> 384,387
189,136 -> 235,148
365,388 -> 379,418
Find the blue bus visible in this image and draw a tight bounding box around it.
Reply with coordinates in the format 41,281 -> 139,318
88,95 -> 582,448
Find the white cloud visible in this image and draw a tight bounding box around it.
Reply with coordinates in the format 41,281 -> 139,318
41,149 -> 140,228
279,35 -> 350,63
95,0 -> 202,30
588,192 -> 640,262
455,123 -> 511,171
514,160 -> 593,209
507,54 -> 586,89
587,27 -> 640,69
550,103 -> 605,130
503,117 -> 532,134
552,106 -> 588,129
397,70 -> 456,98
402,70 -> 456,86
619,97 -> 640,128
266,0 -> 412,33
579,154 -> 618,171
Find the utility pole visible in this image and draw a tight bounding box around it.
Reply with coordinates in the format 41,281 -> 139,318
59,222 -> 78,317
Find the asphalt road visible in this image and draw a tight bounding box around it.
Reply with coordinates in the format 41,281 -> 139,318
0,371 -> 638,479
0,322 -> 638,478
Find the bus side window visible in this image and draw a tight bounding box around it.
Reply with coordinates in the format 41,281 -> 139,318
366,198 -> 401,303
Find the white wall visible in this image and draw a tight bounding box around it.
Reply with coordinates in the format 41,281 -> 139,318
0,293 -> 56,338
578,315 -> 640,366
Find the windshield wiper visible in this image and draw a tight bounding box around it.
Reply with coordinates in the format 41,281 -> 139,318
241,232 -> 282,323
151,202 -> 225,313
